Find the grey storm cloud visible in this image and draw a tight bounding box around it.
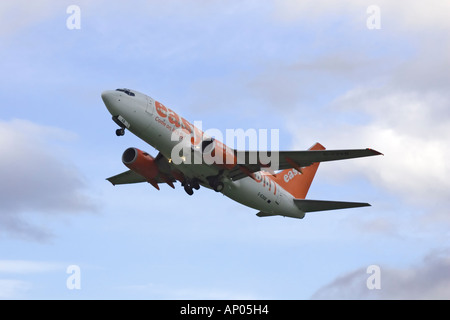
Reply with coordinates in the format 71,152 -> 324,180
0,119 -> 96,240
311,249 -> 450,299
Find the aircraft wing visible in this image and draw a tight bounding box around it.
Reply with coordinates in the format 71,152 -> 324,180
228,146 -> 382,181
106,152 -> 178,189
107,169 -> 147,185
106,169 -> 177,186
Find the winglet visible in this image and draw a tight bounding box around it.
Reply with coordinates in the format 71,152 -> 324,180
367,148 -> 384,156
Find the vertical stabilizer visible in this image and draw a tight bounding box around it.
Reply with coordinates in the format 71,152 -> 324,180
271,142 -> 325,199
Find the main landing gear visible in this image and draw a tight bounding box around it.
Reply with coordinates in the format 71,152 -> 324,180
207,176 -> 224,193
182,176 -> 224,195
182,178 -> 200,196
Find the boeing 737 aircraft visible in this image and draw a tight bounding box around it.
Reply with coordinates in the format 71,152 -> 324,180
102,88 -> 382,219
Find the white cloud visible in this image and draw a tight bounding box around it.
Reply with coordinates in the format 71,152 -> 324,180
0,260 -> 64,299
321,88 -> 450,205
0,119 -> 96,240
269,0 -> 450,225
286,87 -> 450,232
0,0 -> 62,36
273,0 -> 450,32
0,279 -> 31,299
273,0 -> 362,23
0,260 -> 62,274
121,282 -> 258,299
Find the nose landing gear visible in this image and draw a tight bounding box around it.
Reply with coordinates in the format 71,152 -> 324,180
112,115 -> 127,136
116,128 -> 125,136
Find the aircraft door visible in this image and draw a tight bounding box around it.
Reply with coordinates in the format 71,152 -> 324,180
275,189 -> 282,205
146,96 -> 154,115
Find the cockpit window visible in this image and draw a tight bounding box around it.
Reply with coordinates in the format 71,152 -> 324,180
116,88 -> 135,96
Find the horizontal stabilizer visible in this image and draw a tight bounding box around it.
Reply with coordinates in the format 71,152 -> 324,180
294,199 -> 370,213
256,211 -> 278,218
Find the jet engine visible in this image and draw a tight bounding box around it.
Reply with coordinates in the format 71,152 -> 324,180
122,147 -> 159,185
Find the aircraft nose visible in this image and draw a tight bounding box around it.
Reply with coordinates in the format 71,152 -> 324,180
101,90 -> 119,115
101,90 -> 113,104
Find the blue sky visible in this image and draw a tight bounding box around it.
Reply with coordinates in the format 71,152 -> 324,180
1,0 -> 450,299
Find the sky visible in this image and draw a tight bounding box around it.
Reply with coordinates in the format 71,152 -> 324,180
0,0 -> 449,299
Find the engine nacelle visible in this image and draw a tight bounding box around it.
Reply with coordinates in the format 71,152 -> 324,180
122,147 -> 159,182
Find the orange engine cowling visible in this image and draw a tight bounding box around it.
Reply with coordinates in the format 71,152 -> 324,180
122,147 -> 160,188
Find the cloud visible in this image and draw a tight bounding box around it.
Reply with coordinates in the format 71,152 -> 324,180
0,279 -> 31,299
311,249 -> 450,299
0,0 -> 63,36
0,260 -> 64,299
317,88 -> 450,205
121,282 -> 257,299
286,80 -> 450,233
264,0 -> 450,230
0,119 -> 96,240
0,260 -> 62,274
273,0 -> 450,31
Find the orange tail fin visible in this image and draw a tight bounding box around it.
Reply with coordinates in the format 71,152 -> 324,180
271,142 -> 325,199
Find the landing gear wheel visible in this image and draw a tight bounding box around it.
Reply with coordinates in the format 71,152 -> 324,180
213,182 -> 224,192
208,176 -> 224,192
116,128 -> 125,136
192,179 -> 200,190
184,184 -> 194,196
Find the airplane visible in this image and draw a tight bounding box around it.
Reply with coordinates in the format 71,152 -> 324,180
102,88 -> 382,219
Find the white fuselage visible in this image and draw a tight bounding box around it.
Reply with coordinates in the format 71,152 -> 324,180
102,89 -> 305,218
